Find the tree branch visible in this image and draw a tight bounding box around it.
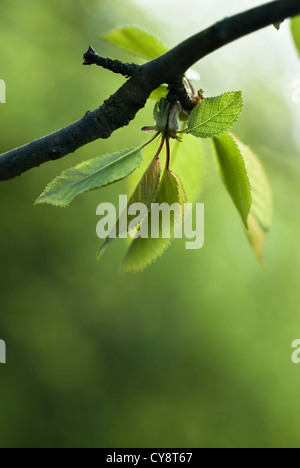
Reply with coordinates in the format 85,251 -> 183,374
1,0 -> 299,181
83,45 -> 139,77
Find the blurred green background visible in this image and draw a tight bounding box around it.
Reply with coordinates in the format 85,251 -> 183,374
1,0 -> 300,448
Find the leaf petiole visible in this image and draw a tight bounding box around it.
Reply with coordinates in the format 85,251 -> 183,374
165,136 -> 171,171
140,132 -> 161,150
154,135 -> 166,161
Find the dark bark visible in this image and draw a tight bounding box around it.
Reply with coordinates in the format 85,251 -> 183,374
83,46 -> 139,77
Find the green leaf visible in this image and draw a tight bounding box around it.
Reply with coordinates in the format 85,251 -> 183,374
213,134 -> 252,228
149,85 -> 168,100
122,169 -> 187,273
187,91 -> 243,139
127,139 -> 159,196
98,155 -> 161,259
170,134 -> 205,203
126,156 -> 162,228
102,26 -> 169,61
127,134 -> 205,205
214,133 -> 273,265
36,147 -> 143,207
291,16 -> 300,57
233,135 -> 273,266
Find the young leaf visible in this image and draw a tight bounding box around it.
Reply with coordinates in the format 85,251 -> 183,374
102,26 -> 169,61
214,133 -> 273,265
126,134 -> 204,205
122,169 -> 187,273
126,157 -> 162,227
187,91 -> 243,139
213,133 -> 251,228
233,136 -> 273,266
149,85 -> 168,100
170,134 -> 205,203
36,148 -> 143,207
291,16 -> 300,57
127,139 -> 160,196
98,155 -> 161,258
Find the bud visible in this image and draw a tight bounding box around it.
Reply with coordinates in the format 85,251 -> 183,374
168,103 -> 182,135
198,88 -> 205,100
146,98 -> 184,139
153,98 -> 169,132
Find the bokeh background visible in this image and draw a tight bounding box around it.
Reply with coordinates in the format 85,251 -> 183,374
1,0 -> 300,448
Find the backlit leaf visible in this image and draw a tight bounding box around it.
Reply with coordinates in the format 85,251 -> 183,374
213,134 -> 252,228
291,16 -> 300,57
170,134 -> 205,203
187,91 -> 243,139
102,26 -> 169,61
36,147 -> 143,207
122,169 -> 187,273
98,155 -> 161,258
233,135 -> 273,266
149,85 -> 168,100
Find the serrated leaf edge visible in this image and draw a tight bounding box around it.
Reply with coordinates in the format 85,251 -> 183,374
35,147 -> 143,208
187,91 -> 243,139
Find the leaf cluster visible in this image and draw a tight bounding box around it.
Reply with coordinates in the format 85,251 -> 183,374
36,22 -> 300,271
